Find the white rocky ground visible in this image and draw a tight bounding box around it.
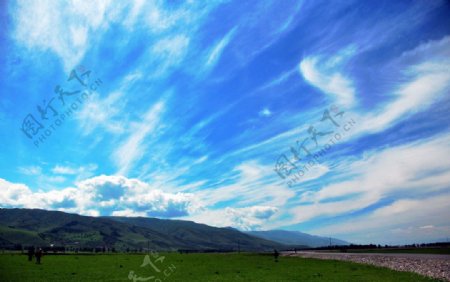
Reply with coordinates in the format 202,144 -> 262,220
283,251 -> 450,281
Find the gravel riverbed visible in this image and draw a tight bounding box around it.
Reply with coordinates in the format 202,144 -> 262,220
283,251 -> 450,281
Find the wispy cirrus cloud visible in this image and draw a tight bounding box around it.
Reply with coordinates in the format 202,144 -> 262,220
149,35 -> 191,78
205,26 -> 238,68
113,101 -> 165,176
311,194 -> 450,245
202,163 -> 287,206
52,163 -> 97,176
285,133 -> 450,233
3,0 -> 450,244
18,166 -> 42,176
357,36 -> 450,135
299,47 -> 357,108
12,0 -> 116,70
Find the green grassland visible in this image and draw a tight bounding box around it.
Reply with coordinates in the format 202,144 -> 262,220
0,253 -> 442,282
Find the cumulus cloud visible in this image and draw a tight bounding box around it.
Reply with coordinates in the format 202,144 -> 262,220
0,174 -> 278,230
0,175 -> 200,218
225,206 -> 278,230
111,209 -> 146,217
0,179 -> 33,207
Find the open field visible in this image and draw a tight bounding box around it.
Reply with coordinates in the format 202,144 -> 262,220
0,253 -> 443,282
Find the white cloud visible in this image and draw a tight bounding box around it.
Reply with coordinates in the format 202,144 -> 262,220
141,1 -> 209,34
18,166 -> 42,175
0,178 -> 80,210
259,107 -> 272,117
124,0 -> 146,28
282,134 -> 450,243
0,179 -> 33,207
74,70 -> 144,139
300,36 -> 450,138
0,175 -> 201,218
150,35 -> 190,77
197,161 -> 295,208
356,37 -> 450,134
206,26 -> 238,67
187,205 -> 278,231
111,209 -> 146,217
13,0 -> 115,70
113,101 -> 165,175
11,0 -> 213,73
46,176 -> 67,183
225,206 -> 278,230
75,91 -> 126,135
299,47 -> 356,108
288,164 -> 330,187
77,175 -> 202,216
52,166 -> 77,175
51,164 -> 97,178
311,195 -> 450,245
255,68 -> 296,92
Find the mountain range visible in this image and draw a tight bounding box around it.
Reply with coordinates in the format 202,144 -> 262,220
0,208 -> 347,251
247,230 -> 349,248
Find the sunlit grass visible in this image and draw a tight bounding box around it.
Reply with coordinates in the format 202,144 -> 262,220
0,253 -> 441,281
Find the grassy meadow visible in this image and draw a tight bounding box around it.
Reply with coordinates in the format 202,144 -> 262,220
0,252 -> 442,282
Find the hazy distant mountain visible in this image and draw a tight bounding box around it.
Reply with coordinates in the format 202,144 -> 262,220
0,208 -> 284,251
247,230 -> 349,248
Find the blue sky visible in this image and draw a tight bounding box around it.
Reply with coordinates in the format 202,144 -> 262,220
1,0 -> 450,244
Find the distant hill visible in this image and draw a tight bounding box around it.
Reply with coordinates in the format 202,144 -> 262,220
246,230 -> 349,248
0,208 -> 284,251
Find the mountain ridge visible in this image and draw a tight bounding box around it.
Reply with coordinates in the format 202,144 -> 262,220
246,230 -> 349,248
0,208 -> 347,251
0,208 -> 284,251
